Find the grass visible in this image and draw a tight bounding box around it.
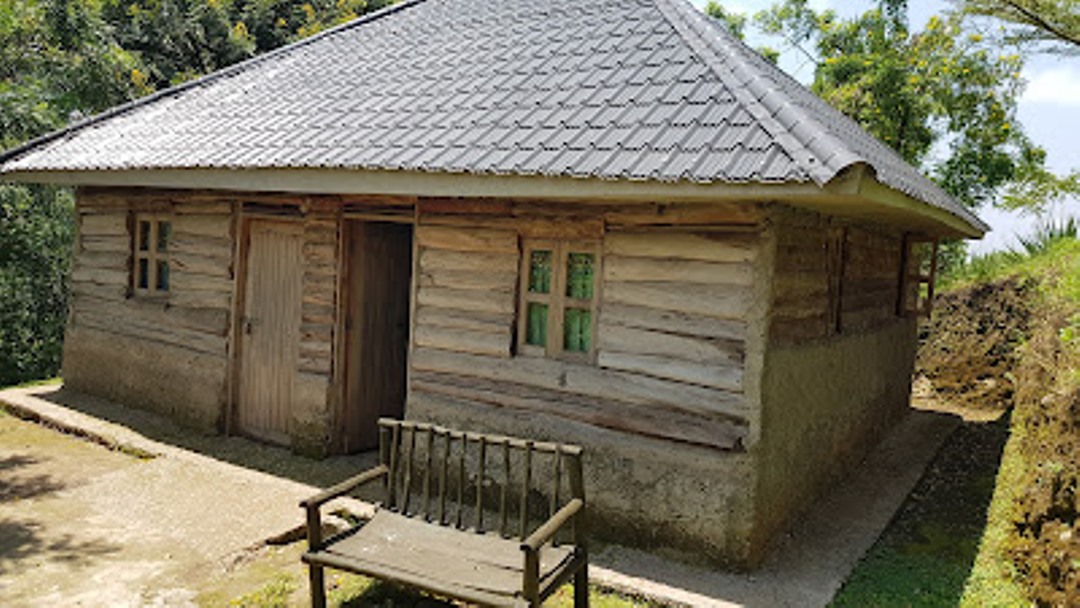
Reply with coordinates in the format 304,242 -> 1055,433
831,417 -> 1011,607
219,571 -> 656,608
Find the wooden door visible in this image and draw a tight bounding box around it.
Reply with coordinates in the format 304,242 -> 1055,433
341,221 -> 413,452
238,220 -> 304,445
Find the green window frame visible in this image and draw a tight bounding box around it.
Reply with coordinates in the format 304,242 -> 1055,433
518,239 -> 600,361
134,214 -> 172,296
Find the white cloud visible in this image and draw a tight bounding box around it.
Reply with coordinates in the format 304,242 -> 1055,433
1024,67 -> 1080,106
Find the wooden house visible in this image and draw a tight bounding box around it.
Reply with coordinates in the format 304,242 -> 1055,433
0,0 -> 986,567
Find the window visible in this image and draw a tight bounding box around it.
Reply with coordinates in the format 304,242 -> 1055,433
134,216 -> 171,295
899,236 -> 938,317
518,240 -> 600,360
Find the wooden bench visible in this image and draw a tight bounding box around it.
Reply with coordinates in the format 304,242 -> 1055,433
301,418 -> 588,607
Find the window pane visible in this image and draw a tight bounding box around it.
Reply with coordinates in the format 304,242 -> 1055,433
564,308 -> 591,352
528,250 -> 552,294
138,221 -> 151,251
156,261 -> 170,291
138,258 -> 149,289
565,253 -> 594,300
157,221 -> 171,253
526,302 -> 548,346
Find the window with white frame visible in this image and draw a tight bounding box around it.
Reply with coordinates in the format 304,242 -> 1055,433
518,240 -> 600,361
134,215 -> 172,295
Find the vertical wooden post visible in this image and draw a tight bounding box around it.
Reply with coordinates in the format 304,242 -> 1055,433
402,425 -> 416,515
475,436 -> 487,532
387,423 -> 400,510
456,432 -> 466,529
520,441 -> 533,540
500,439 -> 510,537
423,426 -> 434,520
439,428 -> 450,525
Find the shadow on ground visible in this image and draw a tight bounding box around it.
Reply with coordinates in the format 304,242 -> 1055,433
0,443 -> 122,577
0,518 -> 120,576
18,387 -> 376,491
832,413 -> 1011,606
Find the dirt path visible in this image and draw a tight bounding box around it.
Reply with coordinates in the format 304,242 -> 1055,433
0,406 -> 356,607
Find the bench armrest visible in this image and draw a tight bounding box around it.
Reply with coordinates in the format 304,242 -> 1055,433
300,464 -> 389,510
520,498 -> 584,553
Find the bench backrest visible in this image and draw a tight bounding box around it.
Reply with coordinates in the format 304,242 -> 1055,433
377,418 -> 584,542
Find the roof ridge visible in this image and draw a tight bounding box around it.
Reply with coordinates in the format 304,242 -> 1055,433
653,0 -> 862,186
0,0 -> 430,167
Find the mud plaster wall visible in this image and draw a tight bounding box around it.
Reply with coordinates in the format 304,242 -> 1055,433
407,392 -> 758,567
748,207 -> 917,561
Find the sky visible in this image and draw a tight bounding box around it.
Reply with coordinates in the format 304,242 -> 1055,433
691,0 -> 1080,254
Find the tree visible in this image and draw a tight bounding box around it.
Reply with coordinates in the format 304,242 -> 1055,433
705,2 -> 779,64
959,0 -> 1080,54
0,0 -> 391,386
757,0 -> 1050,211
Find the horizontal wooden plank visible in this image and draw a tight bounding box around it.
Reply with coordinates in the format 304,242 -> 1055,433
70,280 -> 127,302
174,201 -> 232,215
418,249 -> 518,274
605,202 -> 760,227
303,243 -> 336,266
418,269 -> 517,293
604,256 -> 754,286
416,286 -> 515,315
171,252 -> 232,279
603,282 -> 750,320
604,232 -> 758,263
169,272 -> 233,294
418,198 -> 512,216
80,235 -> 129,254
71,266 -> 127,286
172,215 -> 232,240
169,290 -> 231,310
75,311 -> 227,355
597,324 -> 743,365
76,250 -> 128,271
420,215 -> 604,241
411,375 -> 747,451
416,225 -> 518,254
413,325 -> 511,358
599,303 -> 747,342
415,306 -> 513,335
75,295 -> 229,335
597,351 -> 743,392
410,347 -> 747,420
302,302 -> 336,325
80,214 -> 127,237
171,234 -> 232,258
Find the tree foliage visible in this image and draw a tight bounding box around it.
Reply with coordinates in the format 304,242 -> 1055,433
756,0 -> 1054,212
959,0 -> 1080,55
0,0 -> 387,385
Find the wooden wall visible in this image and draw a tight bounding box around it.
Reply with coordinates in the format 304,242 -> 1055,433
769,209 -> 906,344
408,200 -> 760,451
65,189 -> 235,428
72,190 -> 234,360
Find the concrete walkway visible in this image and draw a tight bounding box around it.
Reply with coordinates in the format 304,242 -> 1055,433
0,384 -> 959,607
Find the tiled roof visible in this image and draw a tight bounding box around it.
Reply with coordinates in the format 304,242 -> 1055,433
0,0 -> 983,231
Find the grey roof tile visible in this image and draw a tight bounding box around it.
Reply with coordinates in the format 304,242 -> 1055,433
0,0 -> 982,232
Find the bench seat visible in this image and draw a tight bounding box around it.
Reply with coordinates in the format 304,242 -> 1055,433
304,509 -> 576,606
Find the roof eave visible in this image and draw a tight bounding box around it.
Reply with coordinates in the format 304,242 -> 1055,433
1,166 -> 986,237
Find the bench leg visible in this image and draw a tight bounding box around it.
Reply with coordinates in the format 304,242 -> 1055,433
309,564 -> 327,608
574,562 -> 588,608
